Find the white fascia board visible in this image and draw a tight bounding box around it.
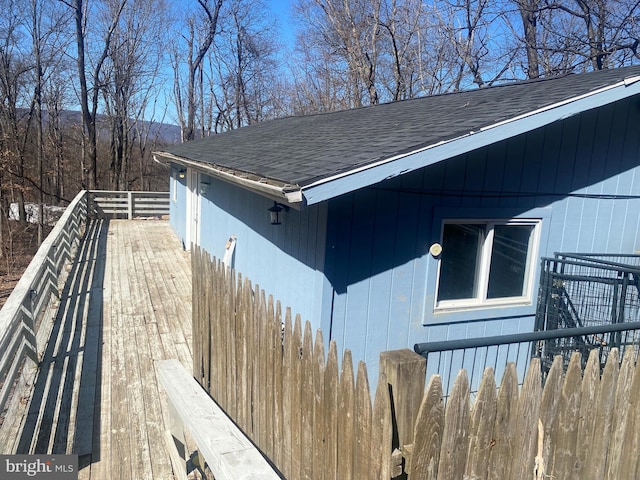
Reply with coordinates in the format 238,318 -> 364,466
301,77 -> 640,206
154,152 -> 304,209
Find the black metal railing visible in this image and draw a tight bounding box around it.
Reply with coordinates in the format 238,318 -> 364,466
535,253 -> 640,371
414,321 -> 640,397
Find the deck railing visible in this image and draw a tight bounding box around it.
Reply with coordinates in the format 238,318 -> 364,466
413,321 -> 640,397
89,190 -> 169,219
0,191 -> 89,419
0,190 -> 170,434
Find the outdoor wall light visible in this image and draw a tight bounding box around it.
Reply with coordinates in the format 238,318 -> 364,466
178,169 -> 186,179
268,201 -> 289,225
200,182 -> 210,194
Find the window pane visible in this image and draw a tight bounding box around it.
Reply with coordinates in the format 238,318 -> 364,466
487,224 -> 534,298
438,224 -> 484,301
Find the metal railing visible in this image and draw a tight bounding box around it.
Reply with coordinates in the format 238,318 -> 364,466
89,190 -> 169,219
535,253 -> 640,371
414,321 -> 640,397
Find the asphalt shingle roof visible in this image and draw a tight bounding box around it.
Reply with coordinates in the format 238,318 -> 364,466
163,65 -> 640,189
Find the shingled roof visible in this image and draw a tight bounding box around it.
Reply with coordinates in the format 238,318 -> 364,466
154,65 -> 640,206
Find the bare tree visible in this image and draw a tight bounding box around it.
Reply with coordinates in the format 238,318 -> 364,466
100,0 -> 167,189
205,0 -> 281,131
173,0 -> 224,142
293,0 -> 383,108
514,0 -> 541,78
58,0 -> 127,189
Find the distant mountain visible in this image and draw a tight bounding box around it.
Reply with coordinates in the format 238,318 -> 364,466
35,109 -> 182,145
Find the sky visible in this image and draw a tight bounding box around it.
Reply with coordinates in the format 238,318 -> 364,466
266,0 -> 297,48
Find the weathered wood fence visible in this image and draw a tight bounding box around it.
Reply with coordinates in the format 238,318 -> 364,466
193,247 -> 640,479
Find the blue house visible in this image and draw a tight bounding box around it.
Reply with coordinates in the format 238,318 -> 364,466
154,66 -> 640,383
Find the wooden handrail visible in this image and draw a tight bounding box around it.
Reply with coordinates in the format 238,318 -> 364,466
0,190 -> 89,416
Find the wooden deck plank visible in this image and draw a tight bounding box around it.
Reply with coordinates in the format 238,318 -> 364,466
11,219 -> 192,480
109,223 -> 134,480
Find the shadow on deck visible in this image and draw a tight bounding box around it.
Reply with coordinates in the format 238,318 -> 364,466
17,218 -> 108,459
7,218 -> 193,480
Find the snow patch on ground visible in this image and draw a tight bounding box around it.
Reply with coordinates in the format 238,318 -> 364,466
9,203 -> 67,226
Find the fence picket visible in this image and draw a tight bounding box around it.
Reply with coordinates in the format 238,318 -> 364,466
272,301 -> 284,470
281,309 -> 293,479
437,370 -> 470,480
464,368 -> 497,480
585,349 -> 619,480
312,331 -> 326,479
510,357 -> 541,479
323,341 -> 339,480
371,371 -> 392,479
407,375 -> 444,480
606,348 -> 634,479
550,352 -> 582,478
263,295 -> 276,459
575,349 -> 600,478
487,363 -> 518,479
240,277 -> 254,435
538,356 -> 564,472
338,350 -> 355,480
290,315 -> 303,478
225,266 -> 237,418
618,349 -> 640,479
353,361 -> 372,479
301,321 -> 314,479
235,275 -> 247,431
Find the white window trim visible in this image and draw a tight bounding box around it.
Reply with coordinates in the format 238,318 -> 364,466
434,218 -> 542,312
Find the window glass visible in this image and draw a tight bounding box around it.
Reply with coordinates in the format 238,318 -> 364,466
437,224 -> 483,301
487,224 -> 534,298
435,219 -> 540,309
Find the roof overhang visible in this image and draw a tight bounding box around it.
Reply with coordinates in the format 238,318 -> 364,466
299,74 -> 640,205
153,152 -> 304,208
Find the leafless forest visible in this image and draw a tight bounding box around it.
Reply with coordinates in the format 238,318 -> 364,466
0,0 -> 638,256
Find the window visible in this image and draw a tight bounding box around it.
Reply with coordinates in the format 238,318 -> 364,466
435,219 -> 540,310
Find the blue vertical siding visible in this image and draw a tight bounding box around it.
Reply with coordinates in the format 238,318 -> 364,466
195,177 -> 329,331
170,96 -> 640,389
324,95 -> 640,384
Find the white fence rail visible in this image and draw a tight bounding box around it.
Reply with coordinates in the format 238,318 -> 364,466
89,190 -> 169,219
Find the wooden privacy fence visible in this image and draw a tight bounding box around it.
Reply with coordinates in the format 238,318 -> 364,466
193,247 -> 640,479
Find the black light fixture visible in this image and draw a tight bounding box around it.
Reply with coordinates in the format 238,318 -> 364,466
178,169 -> 186,179
268,201 -> 289,225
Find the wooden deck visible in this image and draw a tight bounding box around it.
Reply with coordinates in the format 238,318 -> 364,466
14,219 -> 193,479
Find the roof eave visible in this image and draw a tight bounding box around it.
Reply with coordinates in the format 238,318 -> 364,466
300,75 -> 640,205
153,152 -> 304,207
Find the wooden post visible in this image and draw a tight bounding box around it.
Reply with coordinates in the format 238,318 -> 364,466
127,191 -> 133,219
379,349 -> 426,475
